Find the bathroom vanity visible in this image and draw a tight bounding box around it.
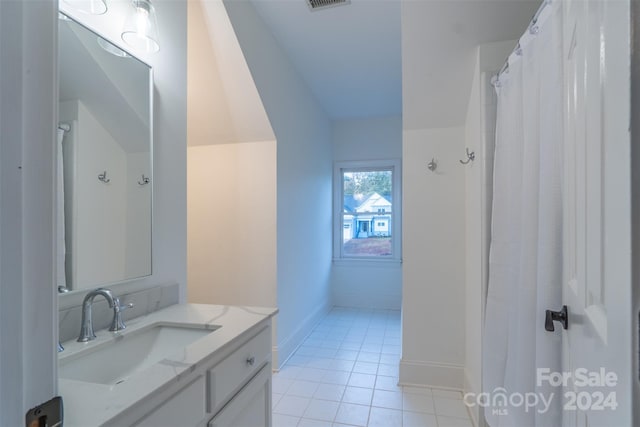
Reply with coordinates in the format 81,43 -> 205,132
55,10 -> 278,427
58,304 -> 277,427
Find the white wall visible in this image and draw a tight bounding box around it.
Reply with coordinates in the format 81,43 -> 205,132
401,127 -> 466,389
187,142 -> 277,308
400,0 -> 528,392
400,0 -> 538,130
75,102 -> 127,285
0,2 -> 58,424
224,0 -> 333,368
190,0 -> 274,146
58,0 -> 188,306
188,0 -> 235,145
400,0 -> 470,391
125,152 -> 151,278
463,40 -> 513,425
61,101 -> 128,287
331,116 -> 402,309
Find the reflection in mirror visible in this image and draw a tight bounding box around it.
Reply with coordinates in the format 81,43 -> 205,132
58,13 -> 152,293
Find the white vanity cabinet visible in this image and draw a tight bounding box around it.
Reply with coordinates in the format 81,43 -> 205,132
128,322 -> 272,427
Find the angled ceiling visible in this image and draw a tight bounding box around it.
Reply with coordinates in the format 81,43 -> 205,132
248,0 -> 539,125
250,0 -> 402,120
189,0 -> 275,146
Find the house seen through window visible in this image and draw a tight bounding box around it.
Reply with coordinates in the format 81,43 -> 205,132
334,161 -> 401,260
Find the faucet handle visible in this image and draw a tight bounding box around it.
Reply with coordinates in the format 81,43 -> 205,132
109,299 -> 134,332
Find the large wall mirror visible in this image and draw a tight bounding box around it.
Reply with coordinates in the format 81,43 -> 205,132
58,13 -> 153,293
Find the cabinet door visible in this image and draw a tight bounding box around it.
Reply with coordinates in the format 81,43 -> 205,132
134,376 -> 206,427
208,365 -> 271,427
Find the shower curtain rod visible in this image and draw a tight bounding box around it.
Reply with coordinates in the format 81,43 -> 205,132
494,0 -> 552,81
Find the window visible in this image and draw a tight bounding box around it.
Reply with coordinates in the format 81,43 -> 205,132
333,160 -> 401,261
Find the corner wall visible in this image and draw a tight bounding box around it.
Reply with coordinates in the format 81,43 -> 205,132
401,127 -> 466,389
223,0 -> 333,368
400,0 -> 469,391
400,0 -> 523,393
0,2 -> 58,423
331,116 -> 403,309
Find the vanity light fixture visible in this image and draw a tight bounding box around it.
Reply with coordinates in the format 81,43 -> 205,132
62,0 -> 107,15
121,0 -> 160,53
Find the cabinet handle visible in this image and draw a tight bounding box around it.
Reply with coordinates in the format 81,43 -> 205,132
246,356 -> 255,366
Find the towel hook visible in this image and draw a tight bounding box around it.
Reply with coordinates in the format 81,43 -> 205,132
138,174 -> 150,186
98,171 -> 111,183
459,148 -> 475,165
427,158 -> 438,172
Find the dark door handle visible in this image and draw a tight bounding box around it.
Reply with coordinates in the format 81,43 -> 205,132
545,305 -> 568,331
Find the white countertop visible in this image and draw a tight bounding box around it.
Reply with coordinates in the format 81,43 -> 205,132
58,303 -> 277,427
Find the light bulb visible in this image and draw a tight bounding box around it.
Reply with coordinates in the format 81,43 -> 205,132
121,0 -> 160,53
135,7 -> 150,37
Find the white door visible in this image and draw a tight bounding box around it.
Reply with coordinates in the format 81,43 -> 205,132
558,0 -> 633,426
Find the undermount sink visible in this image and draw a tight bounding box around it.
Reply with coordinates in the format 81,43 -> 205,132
59,323 -> 220,386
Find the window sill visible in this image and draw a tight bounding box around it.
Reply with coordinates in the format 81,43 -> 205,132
332,258 -> 402,267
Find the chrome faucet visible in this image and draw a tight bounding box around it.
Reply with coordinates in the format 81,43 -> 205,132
77,288 -> 133,342
110,296 -> 133,332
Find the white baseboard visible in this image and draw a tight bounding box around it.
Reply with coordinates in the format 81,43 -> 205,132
399,359 -> 465,390
272,301 -> 332,370
332,293 -> 401,310
464,369 -> 481,427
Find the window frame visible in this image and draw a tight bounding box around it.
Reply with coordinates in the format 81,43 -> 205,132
333,159 -> 402,263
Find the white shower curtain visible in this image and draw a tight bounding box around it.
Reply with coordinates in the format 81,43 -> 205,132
483,2 -> 563,426
56,127 -> 67,290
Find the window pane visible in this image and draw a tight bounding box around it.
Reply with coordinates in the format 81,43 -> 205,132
342,170 -> 392,257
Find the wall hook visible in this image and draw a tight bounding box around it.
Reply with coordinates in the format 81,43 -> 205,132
427,158 -> 438,172
459,148 -> 476,165
138,174 -> 150,186
98,171 -> 111,183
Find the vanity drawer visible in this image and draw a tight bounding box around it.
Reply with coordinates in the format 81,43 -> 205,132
208,326 -> 270,413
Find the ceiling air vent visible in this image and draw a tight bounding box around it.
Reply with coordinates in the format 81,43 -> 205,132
307,0 -> 350,11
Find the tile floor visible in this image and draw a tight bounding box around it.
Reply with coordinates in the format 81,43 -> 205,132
272,307 -> 473,427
